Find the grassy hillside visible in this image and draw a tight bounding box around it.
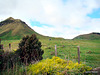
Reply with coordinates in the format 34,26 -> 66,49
0,17 -> 50,40
74,32 -> 100,40
0,17 -> 100,69
1,39 -> 100,68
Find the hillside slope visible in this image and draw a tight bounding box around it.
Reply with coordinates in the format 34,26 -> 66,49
0,17 -> 45,40
74,32 -> 100,40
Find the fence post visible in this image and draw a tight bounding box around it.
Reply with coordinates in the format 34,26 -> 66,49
65,55 -> 66,60
67,55 -> 69,65
9,43 -> 11,51
55,45 -> 57,57
0,39 -> 1,44
77,46 -> 80,64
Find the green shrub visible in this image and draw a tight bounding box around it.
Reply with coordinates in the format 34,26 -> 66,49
2,51 -> 20,70
0,49 -> 20,71
16,34 -> 44,65
0,49 -> 4,71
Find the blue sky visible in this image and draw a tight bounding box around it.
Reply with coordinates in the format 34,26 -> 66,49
30,20 -> 53,27
87,8 -> 100,18
30,6 -> 100,33
0,0 -> 100,39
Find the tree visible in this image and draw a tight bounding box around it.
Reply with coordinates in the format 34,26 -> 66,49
16,34 -> 44,65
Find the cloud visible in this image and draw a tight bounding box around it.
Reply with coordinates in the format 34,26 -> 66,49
0,0 -> 100,39
0,0 -> 17,15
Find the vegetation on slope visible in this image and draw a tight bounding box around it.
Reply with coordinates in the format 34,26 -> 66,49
74,32 -> 100,40
0,17 -> 100,74
0,17 -> 49,40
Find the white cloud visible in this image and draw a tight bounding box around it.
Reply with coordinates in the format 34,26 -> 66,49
0,0 -> 100,39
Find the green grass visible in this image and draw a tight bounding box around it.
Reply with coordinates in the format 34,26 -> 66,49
1,39 -> 100,68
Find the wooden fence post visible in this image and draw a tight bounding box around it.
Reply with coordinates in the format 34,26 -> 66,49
9,43 -> 11,51
67,55 -> 69,65
55,45 -> 57,57
65,55 -> 66,60
77,46 -> 80,64
0,39 -> 1,44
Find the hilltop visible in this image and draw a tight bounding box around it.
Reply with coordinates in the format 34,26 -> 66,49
74,32 -> 100,40
0,17 -> 49,40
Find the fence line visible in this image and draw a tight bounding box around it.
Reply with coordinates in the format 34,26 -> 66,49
0,43 -> 100,75
1,41 -> 100,68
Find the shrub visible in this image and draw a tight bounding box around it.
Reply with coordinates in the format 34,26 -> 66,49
27,56 -> 92,75
2,51 -> 20,70
0,49 -> 4,71
16,34 -> 44,65
0,49 -> 20,71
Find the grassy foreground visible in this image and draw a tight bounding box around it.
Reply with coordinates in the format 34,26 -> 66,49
1,39 -> 100,68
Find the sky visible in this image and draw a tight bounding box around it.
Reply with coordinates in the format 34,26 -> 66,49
0,0 -> 100,39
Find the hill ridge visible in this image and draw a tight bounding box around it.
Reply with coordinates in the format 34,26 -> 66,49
0,17 -> 41,40
74,32 -> 100,40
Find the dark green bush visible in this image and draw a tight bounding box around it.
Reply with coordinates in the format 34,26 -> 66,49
0,49 -> 4,71
16,34 -> 44,65
2,51 -> 20,70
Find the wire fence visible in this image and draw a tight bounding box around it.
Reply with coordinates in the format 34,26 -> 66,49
1,42 -> 100,68
42,44 -> 100,68
0,41 -> 100,75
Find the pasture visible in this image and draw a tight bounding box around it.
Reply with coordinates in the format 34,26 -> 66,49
1,38 -> 100,68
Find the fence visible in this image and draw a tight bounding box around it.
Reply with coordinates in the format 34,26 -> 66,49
1,42 -> 100,68
0,40 -> 100,75
42,44 -> 100,68
54,45 -> 80,64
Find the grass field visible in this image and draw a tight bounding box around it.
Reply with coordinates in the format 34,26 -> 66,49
1,38 -> 100,68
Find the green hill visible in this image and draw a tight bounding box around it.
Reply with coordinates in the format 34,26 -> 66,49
74,32 -> 100,40
0,17 -> 49,40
